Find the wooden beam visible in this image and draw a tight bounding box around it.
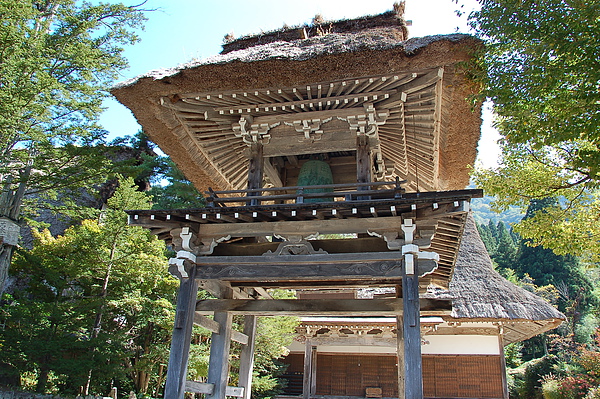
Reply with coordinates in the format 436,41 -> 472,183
402,266 -> 424,398
193,253 -> 438,281
238,316 -> 257,399
193,314 -> 249,344
185,381 -> 244,398
264,158 -> 283,188
195,298 -> 451,316
206,311 -> 233,399
303,339 -> 316,399
198,216 -> 403,238
247,143 -> 263,206
163,269 -> 199,399
396,314 -> 405,399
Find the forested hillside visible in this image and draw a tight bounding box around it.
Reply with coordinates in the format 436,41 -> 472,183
476,199 -> 600,398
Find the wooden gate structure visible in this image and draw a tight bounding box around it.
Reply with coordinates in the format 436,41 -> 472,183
112,5 -> 486,399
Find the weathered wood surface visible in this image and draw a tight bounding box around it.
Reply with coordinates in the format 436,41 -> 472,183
198,216 -> 404,237
402,270 -> 424,398
195,298 -> 451,316
193,314 -> 249,344
185,381 -> 244,397
303,340 -> 317,399
206,311 -> 233,399
193,253 -> 438,281
238,316 -> 257,399
163,268 -> 198,399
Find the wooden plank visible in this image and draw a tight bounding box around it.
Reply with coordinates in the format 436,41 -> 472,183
199,280 -> 253,299
164,268 -> 199,399
214,90 -> 396,116
303,339 -> 316,399
263,158 -> 283,188
185,381 -> 245,397
232,330 -> 249,345
206,311 -> 233,399
195,298 -> 451,316
194,313 -> 249,344
238,316 -> 257,399
194,313 -> 220,334
193,254 -> 438,281
198,216 -> 403,238
402,268 -> 424,398
186,381 -> 214,395
246,143 -> 263,206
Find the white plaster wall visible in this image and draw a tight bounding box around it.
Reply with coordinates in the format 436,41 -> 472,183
288,335 -> 500,355
422,335 -> 500,355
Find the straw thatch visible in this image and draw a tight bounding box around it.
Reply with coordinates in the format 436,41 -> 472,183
440,214 -> 564,342
111,7 -> 483,194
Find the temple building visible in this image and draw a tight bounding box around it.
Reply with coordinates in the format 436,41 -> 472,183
111,3 -> 563,399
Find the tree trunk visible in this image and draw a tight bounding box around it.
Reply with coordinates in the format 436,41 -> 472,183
36,367 -> 49,393
0,164 -> 32,294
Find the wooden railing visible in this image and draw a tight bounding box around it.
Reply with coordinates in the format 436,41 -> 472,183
204,179 -> 407,207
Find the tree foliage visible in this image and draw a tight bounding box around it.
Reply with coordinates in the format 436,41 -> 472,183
0,0 -> 145,293
469,0 -> 600,259
0,178 -> 177,395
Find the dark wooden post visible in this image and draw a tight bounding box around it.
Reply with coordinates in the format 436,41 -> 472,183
402,255 -> 424,399
238,315 -> 257,399
206,311 -> 234,399
163,265 -> 198,399
247,142 -> 264,206
396,284 -> 405,398
357,136 -> 371,182
302,339 -> 317,399
498,335 -> 509,399
356,135 -> 371,201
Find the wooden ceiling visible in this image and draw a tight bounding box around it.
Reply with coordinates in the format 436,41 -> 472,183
160,68 -> 444,192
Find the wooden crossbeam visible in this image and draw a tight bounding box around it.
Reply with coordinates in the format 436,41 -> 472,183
195,298 -> 451,316
186,381 -> 244,397
193,253 -> 438,281
197,216 -> 403,237
193,314 -> 249,345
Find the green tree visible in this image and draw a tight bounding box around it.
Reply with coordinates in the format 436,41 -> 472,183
149,158 -> 206,210
0,0 -> 145,293
0,178 -> 177,395
468,0 -> 600,260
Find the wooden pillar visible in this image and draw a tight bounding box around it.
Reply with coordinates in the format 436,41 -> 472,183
396,284 -> 405,398
206,311 -> 234,399
498,334 -> 509,399
163,266 -> 198,399
401,258 -> 423,399
247,143 -> 264,206
302,339 -> 317,399
356,136 -> 371,199
238,315 -> 257,399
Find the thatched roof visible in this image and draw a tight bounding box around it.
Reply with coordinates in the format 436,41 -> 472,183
444,214 -> 564,342
111,6 -> 482,194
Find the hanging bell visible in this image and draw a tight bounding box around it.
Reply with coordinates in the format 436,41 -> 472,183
297,158 -> 334,203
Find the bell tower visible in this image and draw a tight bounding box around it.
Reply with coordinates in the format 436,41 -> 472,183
113,5 -> 483,399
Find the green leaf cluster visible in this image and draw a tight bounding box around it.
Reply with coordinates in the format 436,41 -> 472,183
469,0 -> 600,259
0,178 -> 178,395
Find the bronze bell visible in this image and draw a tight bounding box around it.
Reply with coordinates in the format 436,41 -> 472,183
297,158 -> 334,203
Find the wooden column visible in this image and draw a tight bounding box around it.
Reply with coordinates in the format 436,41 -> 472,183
401,257 -> 423,399
498,334 -> 509,399
247,143 -> 264,206
396,284 -> 405,398
356,136 -> 371,199
238,315 -> 257,399
302,339 -> 317,399
163,266 -> 198,399
206,311 -> 234,399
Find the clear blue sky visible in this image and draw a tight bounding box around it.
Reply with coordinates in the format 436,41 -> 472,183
101,0 -> 499,166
